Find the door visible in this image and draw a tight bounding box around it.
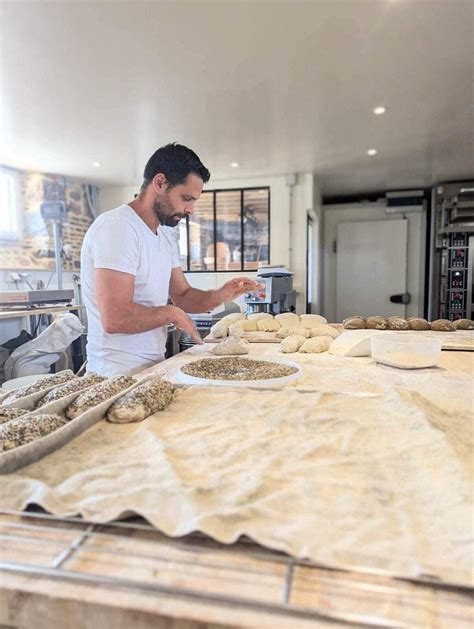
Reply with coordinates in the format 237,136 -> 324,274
306,214 -> 313,313
336,219 -> 408,321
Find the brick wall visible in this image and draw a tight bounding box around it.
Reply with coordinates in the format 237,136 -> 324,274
0,170 -> 95,271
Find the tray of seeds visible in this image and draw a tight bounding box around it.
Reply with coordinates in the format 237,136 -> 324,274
0,373 -> 141,474
177,356 -> 302,388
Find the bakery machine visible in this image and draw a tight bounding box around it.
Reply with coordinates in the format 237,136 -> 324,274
244,265 -> 296,315
428,182 -> 474,321
0,289 -> 74,310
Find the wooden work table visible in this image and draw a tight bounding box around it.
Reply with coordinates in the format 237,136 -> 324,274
0,343 -> 473,628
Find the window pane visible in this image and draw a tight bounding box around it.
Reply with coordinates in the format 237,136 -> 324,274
215,191 -> 241,271
188,191 -> 214,271
243,189 -> 269,271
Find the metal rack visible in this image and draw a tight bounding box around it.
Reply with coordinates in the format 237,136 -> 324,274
1,508 -> 473,628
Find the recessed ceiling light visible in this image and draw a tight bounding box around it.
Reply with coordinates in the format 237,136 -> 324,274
373,106 -> 386,115
230,161 -> 240,168
367,148 -> 378,156
92,161 -> 101,167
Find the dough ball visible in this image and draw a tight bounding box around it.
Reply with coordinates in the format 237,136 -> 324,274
309,324 -> 340,339
280,335 -> 307,353
454,318 -> 474,330
343,316 -> 366,329
208,321 -> 229,339
387,317 -> 409,330
247,312 -> 273,322
256,318 -> 281,332
366,316 -> 388,330
221,312 -> 245,323
229,320 -> 258,335
430,319 -> 455,332
276,325 -> 310,339
408,317 -> 430,331
299,314 -> 328,328
275,313 -> 300,325
299,336 -> 332,354
212,336 -> 249,355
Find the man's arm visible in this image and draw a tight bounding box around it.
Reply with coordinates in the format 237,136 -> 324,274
169,267 -> 260,312
95,268 -> 202,343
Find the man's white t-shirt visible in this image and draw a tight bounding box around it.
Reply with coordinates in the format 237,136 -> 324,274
81,205 -> 180,376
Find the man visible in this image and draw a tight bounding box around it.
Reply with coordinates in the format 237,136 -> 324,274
81,143 -> 259,376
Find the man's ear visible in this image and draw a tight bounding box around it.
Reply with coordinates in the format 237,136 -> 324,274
152,173 -> 167,191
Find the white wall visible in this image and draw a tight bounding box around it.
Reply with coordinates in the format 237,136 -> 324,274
322,201 -> 426,322
99,173 -> 318,313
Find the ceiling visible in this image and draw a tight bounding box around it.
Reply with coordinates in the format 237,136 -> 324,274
1,0 -> 473,196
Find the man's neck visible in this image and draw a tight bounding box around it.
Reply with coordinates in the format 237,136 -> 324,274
128,195 -> 160,233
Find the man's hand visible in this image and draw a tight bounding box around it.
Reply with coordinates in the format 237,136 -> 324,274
216,277 -> 262,303
166,305 -> 203,344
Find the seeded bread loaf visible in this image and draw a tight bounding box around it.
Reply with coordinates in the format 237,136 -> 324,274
107,377 -> 174,424
408,317 -> 430,331
36,373 -> 106,408
0,413 -> 67,451
0,407 -> 28,425
430,319 -> 455,332
453,318 -> 474,330
387,317 -> 409,330
343,316 -> 365,330
366,316 -> 388,330
2,370 -> 75,404
66,375 -> 136,419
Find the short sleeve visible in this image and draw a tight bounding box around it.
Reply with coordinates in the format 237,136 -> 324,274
90,219 -> 140,275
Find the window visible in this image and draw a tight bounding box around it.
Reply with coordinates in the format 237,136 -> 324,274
0,167 -> 22,241
183,187 -> 270,272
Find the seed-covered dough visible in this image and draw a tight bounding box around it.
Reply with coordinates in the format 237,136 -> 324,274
107,377 -> 174,424
276,326 -> 310,339
343,316 -> 366,330
298,336 -> 332,354
256,318 -> 281,332
2,370 -> 75,404
0,413 -> 68,451
408,317 -> 430,331
212,336 -> 250,355
309,324 -> 340,339
36,373 -> 106,408
366,316 -> 388,330
453,318 -> 474,330
0,407 -> 28,425
299,314 -> 328,328
280,335 -> 307,353
430,319 -> 455,332
387,317 -> 409,330
247,312 -> 273,322
66,375 -> 136,419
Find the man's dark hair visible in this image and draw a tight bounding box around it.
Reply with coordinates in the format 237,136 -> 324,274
142,142 -> 210,190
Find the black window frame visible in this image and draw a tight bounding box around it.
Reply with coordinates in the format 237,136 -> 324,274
184,185 -> 271,273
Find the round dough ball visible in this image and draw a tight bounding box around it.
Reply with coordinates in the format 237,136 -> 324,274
299,314 -> 328,328
275,313 -> 300,325
256,318 -> 281,332
343,316 -> 365,330
212,336 -> 249,355
299,336 -> 332,354
366,316 -> 388,330
247,312 -> 273,322
454,318 -> 474,330
276,325 -> 310,339
387,317 -> 409,330
208,321 -> 230,339
408,317 -> 430,331
221,312 -> 245,323
430,319 -> 455,332
280,335 -> 307,353
229,320 -> 258,335
309,324 -> 340,339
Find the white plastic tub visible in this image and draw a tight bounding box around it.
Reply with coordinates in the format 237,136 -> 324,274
371,334 -> 442,369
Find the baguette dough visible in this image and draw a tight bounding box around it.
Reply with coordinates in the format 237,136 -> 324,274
276,326 -> 310,339
208,321 -> 230,339
275,313 -> 300,325
299,314 -> 328,327
309,324 -> 340,339
212,336 -> 250,355
221,312 -> 246,323
256,319 -> 281,332
247,312 -> 273,322
229,320 -> 258,335
107,378 -> 174,424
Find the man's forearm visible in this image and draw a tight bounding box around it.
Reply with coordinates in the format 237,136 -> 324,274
174,287 -> 223,313
102,303 -> 172,334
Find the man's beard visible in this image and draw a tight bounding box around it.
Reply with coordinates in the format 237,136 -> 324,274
153,197 -> 185,227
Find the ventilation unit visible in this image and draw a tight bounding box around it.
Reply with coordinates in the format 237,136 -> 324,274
385,190 -> 426,214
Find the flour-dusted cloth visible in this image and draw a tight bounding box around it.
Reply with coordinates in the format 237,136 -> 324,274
1,346 -> 473,586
